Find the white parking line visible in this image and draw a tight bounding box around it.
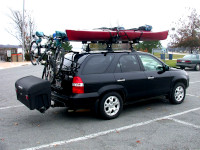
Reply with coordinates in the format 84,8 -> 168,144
168,118 -> 200,129
0,105 -> 24,110
186,94 -> 199,98
190,81 -> 200,84
21,107 -> 200,150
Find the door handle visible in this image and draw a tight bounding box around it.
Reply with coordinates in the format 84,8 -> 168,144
117,79 -> 125,82
148,76 -> 154,80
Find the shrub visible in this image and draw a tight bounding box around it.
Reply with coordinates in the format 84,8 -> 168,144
25,53 -> 30,61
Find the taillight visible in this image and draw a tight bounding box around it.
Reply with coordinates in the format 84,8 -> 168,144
177,60 -> 181,63
25,95 -> 29,100
72,76 -> 84,94
185,60 -> 191,63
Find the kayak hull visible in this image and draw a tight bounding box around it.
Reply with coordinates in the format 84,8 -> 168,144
65,30 -> 168,42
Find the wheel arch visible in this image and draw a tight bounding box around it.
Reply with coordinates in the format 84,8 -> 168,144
98,85 -> 127,102
172,78 -> 188,89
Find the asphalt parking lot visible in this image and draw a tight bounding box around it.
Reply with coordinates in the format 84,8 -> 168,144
0,65 -> 200,150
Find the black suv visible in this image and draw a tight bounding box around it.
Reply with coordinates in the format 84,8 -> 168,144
50,50 -> 189,119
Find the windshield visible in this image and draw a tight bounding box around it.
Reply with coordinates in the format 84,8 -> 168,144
183,54 -> 197,60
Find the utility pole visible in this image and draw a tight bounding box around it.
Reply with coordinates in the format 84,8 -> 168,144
22,0 -> 25,61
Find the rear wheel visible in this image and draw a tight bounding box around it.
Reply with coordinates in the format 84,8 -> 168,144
99,92 -> 123,120
195,64 -> 200,71
169,83 -> 186,104
55,48 -> 65,76
30,41 -> 39,65
42,60 -> 56,83
180,66 -> 185,70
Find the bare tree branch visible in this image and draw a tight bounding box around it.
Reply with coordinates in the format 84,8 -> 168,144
7,8 -> 36,53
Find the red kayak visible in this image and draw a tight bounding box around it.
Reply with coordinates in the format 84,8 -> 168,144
65,29 -> 168,42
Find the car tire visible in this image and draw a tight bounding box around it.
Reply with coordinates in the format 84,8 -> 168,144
169,82 -> 186,104
99,92 -> 123,120
195,64 -> 200,71
180,66 -> 185,70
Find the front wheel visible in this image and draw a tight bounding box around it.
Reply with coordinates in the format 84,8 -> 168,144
169,83 -> 186,104
30,41 -> 39,65
99,92 -> 123,120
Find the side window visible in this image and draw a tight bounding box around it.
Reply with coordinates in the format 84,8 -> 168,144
139,55 -> 163,71
82,54 -> 114,75
116,55 -> 140,72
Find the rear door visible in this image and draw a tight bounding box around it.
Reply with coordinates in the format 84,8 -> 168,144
114,54 -> 147,100
60,53 -> 89,95
138,54 -> 172,97
80,53 -> 116,93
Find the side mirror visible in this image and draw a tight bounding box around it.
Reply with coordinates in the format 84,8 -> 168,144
156,65 -> 164,71
157,65 -> 169,74
165,65 -> 169,71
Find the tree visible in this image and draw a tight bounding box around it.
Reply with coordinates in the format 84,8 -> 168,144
135,41 -> 162,53
170,8 -> 200,53
62,42 -> 73,51
7,9 -> 36,53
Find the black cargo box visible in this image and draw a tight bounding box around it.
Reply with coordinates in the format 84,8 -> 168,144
15,76 -> 51,112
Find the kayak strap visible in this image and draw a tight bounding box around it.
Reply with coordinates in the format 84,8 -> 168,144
139,31 -> 143,39
108,30 -> 143,44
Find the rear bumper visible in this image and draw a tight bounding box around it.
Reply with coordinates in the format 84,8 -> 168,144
176,63 -> 196,68
51,91 -> 99,109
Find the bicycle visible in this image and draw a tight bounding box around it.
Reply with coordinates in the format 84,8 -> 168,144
53,31 -> 68,77
30,32 -> 56,65
30,31 -> 57,83
29,31 -> 44,65
41,50 -> 56,83
30,31 -> 68,83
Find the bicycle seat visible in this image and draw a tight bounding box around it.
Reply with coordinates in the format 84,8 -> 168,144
55,31 -> 67,39
36,31 -> 44,37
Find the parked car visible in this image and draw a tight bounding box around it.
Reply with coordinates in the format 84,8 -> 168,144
16,51 -> 189,120
51,51 -> 189,119
176,54 -> 200,71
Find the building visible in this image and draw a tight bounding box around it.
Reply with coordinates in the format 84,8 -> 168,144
0,45 -> 21,61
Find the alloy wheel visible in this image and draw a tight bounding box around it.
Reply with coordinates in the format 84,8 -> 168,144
174,86 -> 184,102
104,96 -> 120,117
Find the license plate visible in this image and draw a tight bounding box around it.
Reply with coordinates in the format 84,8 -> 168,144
56,79 -> 62,88
182,60 -> 185,62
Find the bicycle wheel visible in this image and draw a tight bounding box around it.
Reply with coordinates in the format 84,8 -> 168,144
55,48 -> 65,76
30,41 -> 39,65
42,61 -> 55,84
42,65 -> 47,80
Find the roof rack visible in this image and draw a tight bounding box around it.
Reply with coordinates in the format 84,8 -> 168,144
82,39 -> 138,53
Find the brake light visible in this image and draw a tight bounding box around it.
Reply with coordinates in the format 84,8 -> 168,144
72,76 -> 84,94
185,60 -> 191,63
25,95 -> 29,100
177,60 -> 181,63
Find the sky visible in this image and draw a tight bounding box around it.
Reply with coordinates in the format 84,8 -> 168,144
1,0 -> 200,49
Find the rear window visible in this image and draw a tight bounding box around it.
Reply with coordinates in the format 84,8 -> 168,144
82,54 -> 114,75
63,53 -> 74,67
63,53 -> 88,68
116,55 -> 140,72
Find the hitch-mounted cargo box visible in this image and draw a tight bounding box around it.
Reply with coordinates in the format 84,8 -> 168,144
15,76 -> 51,112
